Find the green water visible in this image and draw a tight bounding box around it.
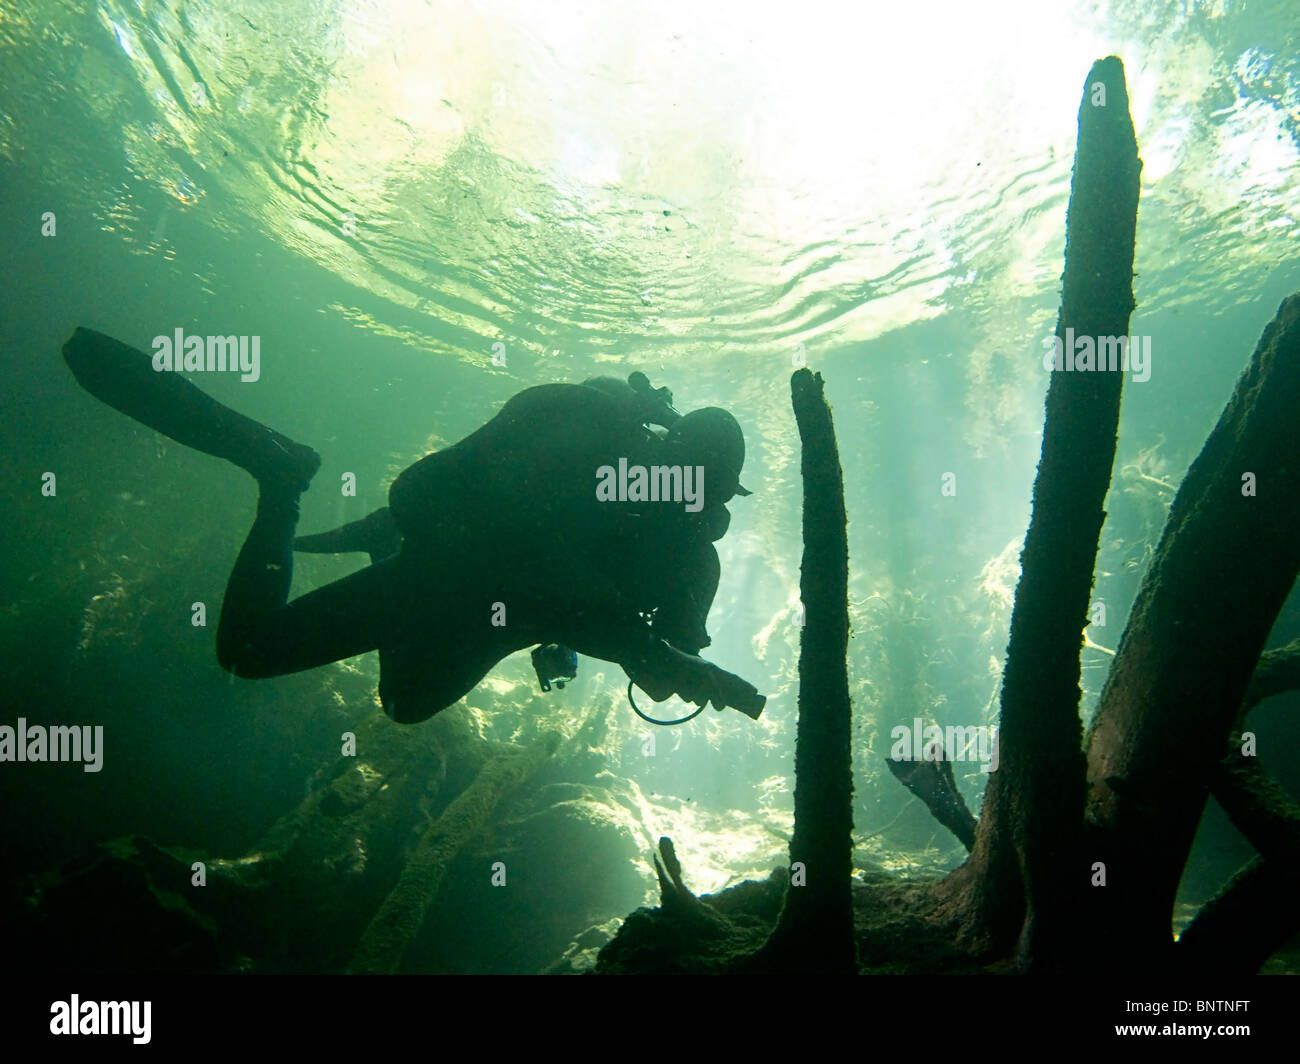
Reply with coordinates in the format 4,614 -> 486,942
2,0 -> 1299,973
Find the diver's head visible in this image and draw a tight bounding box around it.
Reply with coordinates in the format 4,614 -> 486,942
665,407 -> 752,506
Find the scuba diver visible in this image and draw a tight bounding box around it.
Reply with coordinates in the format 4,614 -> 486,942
61,327 -> 766,726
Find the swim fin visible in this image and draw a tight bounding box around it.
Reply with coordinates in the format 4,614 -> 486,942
62,326 -> 320,491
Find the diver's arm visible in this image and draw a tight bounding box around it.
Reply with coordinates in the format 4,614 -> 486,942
648,538 -> 720,656
632,640 -> 765,719
550,595 -> 763,718
544,594 -> 667,681
540,539 -> 763,715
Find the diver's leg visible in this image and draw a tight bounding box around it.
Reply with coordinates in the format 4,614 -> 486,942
241,537 -> 515,719
294,507 -> 402,564
60,326 -> 388,675
218,489 -> 399,677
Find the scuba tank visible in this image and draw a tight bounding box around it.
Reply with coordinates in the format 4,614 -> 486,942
627,371 -> 681,429
581,371 -> 681,432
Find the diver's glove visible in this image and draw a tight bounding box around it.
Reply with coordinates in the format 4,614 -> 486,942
628,639 -> 765,720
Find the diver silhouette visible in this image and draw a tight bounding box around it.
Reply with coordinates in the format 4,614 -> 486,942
62,328 -> 766,725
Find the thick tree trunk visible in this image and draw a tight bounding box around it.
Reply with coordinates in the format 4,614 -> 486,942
1083,294 -> 1300,968
1238,637 -> 1300,717
928,56 -> 1140,969
1180,644 -> 1300,970
752,369 -> 855,973
1176,858 -> 1300,974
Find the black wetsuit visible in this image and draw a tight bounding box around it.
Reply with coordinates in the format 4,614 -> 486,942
61,327 -> 742,723
220,382 -> 725,723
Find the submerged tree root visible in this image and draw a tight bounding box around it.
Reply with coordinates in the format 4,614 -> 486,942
348,732 -> 559,974
595,858 -> 986,975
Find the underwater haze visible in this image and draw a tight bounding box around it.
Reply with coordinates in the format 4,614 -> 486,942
2,0 -> 1300,976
